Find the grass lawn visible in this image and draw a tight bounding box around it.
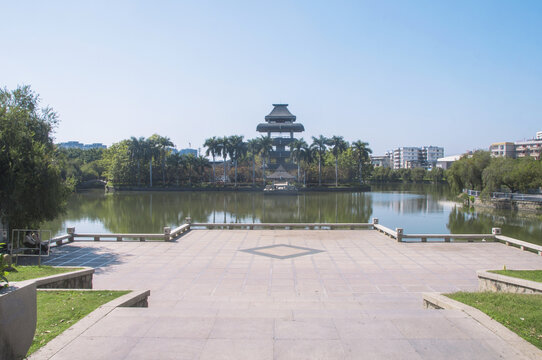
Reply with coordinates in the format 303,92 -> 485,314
489,270 -> 542,283
446,292 -> 542,350
29,290 -> 130,355
6,265 -> 82,282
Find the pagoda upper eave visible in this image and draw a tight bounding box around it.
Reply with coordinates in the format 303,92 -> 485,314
256,123 -> 305,133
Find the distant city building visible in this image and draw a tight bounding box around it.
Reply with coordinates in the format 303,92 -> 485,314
489,142 -> 515,158
370,155 -> 392,168
179,148 -> 197,156
436,154 -> 462,170
57,141 -> 106,149
422,146 -> 444,165
489,132 -> 542,160
387,146 -> 444,169
256,104 -> 304,170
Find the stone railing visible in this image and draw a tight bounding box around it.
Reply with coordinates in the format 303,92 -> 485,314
49,219 -> 542,256
190,222 -> 373,230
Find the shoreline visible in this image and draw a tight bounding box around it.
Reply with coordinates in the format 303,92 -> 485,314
102,185 -> 372,193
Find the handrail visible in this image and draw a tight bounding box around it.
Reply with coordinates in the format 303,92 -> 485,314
46,222 -> 542,256
169,224 -> 191,239
402,233 -> 494,242
495,235 -> 542,255
373,224 -> 397,239
191,222 -> 372,230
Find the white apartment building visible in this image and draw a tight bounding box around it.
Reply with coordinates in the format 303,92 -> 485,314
422,146 -> 445,165
388,146 -> 444,169
489,132 -> 542,160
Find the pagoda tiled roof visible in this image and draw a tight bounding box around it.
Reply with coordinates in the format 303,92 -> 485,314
265,104 -> 296,122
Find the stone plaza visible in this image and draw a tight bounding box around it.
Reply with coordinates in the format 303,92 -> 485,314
35,229 -> 542,359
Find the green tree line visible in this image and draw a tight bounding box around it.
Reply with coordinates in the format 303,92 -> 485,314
447,150 -> 542,195
61,134 -> 376,188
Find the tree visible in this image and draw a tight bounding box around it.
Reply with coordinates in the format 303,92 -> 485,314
246,138 -> 260,185
227,135 -> 245,187
290,138 -> 308,182
311,135 -> 329,186
194,155 -> 211,182
102,140 -> 133,185
329,136 -> 348,186
216,136 -> 229,184
447,151 -> 491,192
128,136 -> 146,186
300,143 -> 314,185
411,168 -> 426,183
148,134 -> 173,186
0,86 -> 70,232
257,135 -> 273,185
351,140 -> 372,185
204,136 -> 219,183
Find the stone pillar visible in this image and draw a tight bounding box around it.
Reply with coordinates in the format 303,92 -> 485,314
396,228 -> 403,242
372,218 -> 379,225
67,227 -> 75,242
163,227 -> 171,241
185,217 -> 192,224
492,227 -> 501,235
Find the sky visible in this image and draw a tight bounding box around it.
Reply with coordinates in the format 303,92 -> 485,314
1,0 -> 541,156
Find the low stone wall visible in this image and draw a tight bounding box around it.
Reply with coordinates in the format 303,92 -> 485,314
477,270 -> 542,294
0,281 -> 37,360
474,198 -> 542,213
33,267 -> 94,289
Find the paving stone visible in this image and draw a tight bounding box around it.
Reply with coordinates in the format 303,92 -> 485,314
39,230 -> 542,359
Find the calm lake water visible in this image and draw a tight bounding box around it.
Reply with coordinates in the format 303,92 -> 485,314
43,184 -> 542,245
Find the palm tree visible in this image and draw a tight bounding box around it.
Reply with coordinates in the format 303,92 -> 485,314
329,136 -> 348,187
311,135 -> 329,186
204,136 -> 219,183
145,136 -> 158,186
216,136 -> 229,184
227,135 -> 246,187
290,138 -> 308,182
194,155 -> 211,182
300,143 -> 313,186
183,154 -> 196,184
147,134 -> 173,186
257,135 -> 273,185
128,136 -> 145,186
351,140 -> 373,185
246,138 -> 260,186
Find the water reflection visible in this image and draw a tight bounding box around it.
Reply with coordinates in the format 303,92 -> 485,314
43,185 -> 542,246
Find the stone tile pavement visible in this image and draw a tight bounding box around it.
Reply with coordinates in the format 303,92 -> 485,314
39,230 -> 542,359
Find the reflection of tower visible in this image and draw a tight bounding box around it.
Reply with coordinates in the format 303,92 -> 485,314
256,104 -> 305,170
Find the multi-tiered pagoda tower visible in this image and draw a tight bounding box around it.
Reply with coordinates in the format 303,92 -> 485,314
256,104 -> 305,170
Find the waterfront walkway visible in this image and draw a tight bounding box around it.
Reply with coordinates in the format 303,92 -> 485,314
38,230 -> 542,359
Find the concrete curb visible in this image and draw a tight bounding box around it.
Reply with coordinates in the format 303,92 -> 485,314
27,289 -> 150,360
422,292 -> 542,360
477,270 -> 542,294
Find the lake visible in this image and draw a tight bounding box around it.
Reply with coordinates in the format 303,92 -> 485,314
43,184 -> 542,245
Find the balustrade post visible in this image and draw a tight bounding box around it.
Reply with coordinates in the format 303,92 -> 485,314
67,227 -> 75,242
164,227 -> 171,241
396,228 -> 403,242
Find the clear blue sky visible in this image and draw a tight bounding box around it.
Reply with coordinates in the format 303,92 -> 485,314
2,1 -> 541,155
